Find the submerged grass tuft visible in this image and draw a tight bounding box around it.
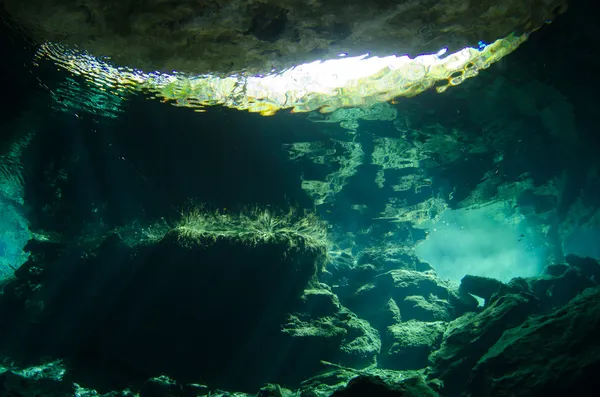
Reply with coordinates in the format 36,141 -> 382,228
175,206 -> 329,255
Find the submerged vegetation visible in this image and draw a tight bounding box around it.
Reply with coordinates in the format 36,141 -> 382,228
175,206 -> 329,255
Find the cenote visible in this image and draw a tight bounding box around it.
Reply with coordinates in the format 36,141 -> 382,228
1,1 -> 599,396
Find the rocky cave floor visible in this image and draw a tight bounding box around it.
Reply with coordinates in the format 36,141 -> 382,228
0,229 -> 599,397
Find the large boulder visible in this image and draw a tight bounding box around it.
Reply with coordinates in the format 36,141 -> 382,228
469,286 -> 600,397
384,320 -> 446,370
0,228 -> 333,392
281,286 -> 382,371
526,265 -> 596,312
459,275 -> 515,304
400,295 -> 453,322
376,269 -> 475,322
376,269 -> 454,300
428,293 -> 539,395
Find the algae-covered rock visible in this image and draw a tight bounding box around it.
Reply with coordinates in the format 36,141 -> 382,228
385,320 -> 446,370
469,286 -> 600,397
428,293 -> 539,395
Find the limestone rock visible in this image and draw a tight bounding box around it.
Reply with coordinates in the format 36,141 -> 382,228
385,320 -> 446,370
330,374 -> 438,397
458,275 -> 514,304
469,286 -> 600,397
2,0 -> 569,74
428,293 -> 539,395
401,295 -> 453,322
525,265 -> 596,313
